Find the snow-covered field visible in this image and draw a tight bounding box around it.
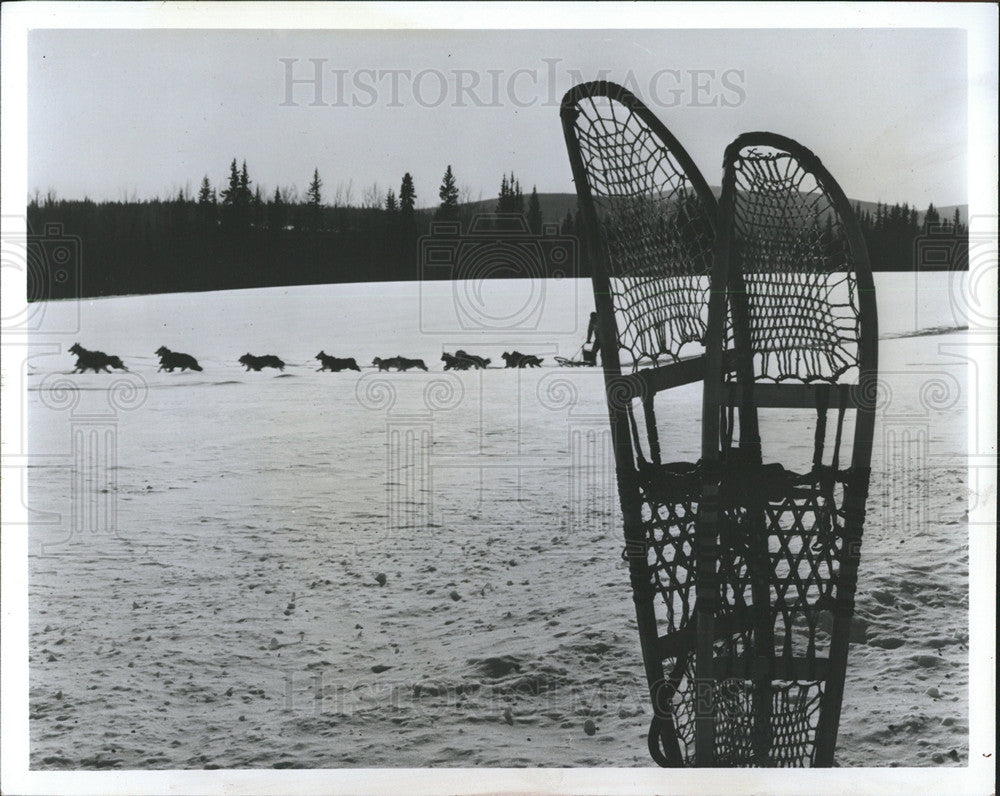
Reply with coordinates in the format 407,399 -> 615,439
20,275 -> 972,768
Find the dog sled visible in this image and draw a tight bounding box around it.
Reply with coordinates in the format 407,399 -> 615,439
554,357 -> 591,367
560,82 -> 877,767
555,344 -> 597,367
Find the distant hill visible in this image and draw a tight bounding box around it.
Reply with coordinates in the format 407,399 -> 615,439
419,194 -> 585,228
425,192 -> 967,233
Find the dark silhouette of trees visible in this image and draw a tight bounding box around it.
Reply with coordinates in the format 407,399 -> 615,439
24,156 -> 968,302
855,200 -> 966,271
560,209 -> 574,235
252,186 -> 263,228
220,159 -> 240,229
399,173 -> 416,218
220,159 -> 254,231
306,168 -> 323,230
196,176 -> 217,230
923,202 -> 940,232
527,186 -> 543,234
168,188 -> 190,235
496,172 -> 524,215
436,165 -> 459,221
268,187 -> 286,231
239,162 -> 252,229
398,172 -> 417,264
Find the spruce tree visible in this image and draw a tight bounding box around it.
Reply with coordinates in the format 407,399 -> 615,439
307,168 -> 323,230
923,202 -> 940,232
221,159 -> 240,229
527,186 -> 543,234
197,176 -> 216,230
398,173 -> 417,266
436,165 -> 459,221
510,174 -> 524,216
496,172 -> 525,216
496,174 -> 509,214
229,161 -> 252,230
399,173 -> 416,217
221,159 -> 239,204
385,188 -> 398,213
197,176 -> 213,205
239,162 -> 251,202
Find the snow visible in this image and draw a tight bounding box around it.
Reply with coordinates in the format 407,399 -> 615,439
22,275 -> 971,768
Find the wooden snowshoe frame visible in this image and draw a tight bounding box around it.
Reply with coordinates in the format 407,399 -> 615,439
560,80 -> 721,767
695,132 -> 878,766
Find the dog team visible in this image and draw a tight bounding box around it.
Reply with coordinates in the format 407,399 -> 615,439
66,344 -> 546,374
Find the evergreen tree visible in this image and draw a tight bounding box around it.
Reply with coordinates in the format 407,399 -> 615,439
890,203 -> 902,227
527,186 -> 543,234
953,207 -> 963,235
496,174 -> 509,214
196,175 -> 216,230
923,202 -> 940,232
197,176 -> 213,205
307,168 -> 323,230
307,168 -> 322,206
239,162 -> 251,203
234,161 -> 253,229
221,159 -> 239,205
496,172 -> 525,215
217,159 -> 254,230
560,209 -> 574,235
385,188 -> 398,213
436,165 -> 459,221
511,175 -> 524,216
398,173 -> 417,266
220,159 -> 240,229
399,173 -> 416,217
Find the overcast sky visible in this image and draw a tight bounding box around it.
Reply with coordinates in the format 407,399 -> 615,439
29,27 -> 968,208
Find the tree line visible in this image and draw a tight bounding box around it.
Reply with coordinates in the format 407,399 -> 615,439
854,200 -> 967,272
27,159 -> 966,300
28,161 -> 558,299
